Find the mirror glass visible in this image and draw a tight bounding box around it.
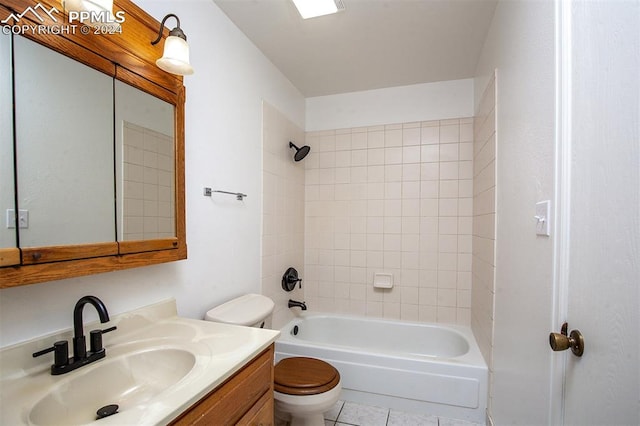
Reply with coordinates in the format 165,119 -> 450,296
14,35 -> 115,247
0,33 -> 16,249
114,80 -> 175,241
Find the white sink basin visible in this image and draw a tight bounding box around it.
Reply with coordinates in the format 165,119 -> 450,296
0,300 -> 280,426
29,348 -> 196,426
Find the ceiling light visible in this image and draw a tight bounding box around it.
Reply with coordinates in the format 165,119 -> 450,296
292,0 -> 341,19
151,14 -> 194,76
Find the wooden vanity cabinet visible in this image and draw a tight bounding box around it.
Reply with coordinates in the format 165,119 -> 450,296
170,344 -> 275,426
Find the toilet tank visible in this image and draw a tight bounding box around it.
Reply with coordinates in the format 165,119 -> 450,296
204,294 -> 275,328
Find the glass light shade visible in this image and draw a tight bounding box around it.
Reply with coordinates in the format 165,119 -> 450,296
291,0 -> 337,19
156,35 -> 194,76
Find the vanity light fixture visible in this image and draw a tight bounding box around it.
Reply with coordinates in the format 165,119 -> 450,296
151,14 -> 194,76
63,0 -> 113,13
62,0 -> 118,27
291,0 -> 344,19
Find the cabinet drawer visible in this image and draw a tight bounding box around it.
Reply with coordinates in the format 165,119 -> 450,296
237,389 -> 274,425
171,344 -> 274,425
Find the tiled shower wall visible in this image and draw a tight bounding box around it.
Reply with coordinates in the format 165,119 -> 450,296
122,121 -> 175,240
304,119 -> 474,325
471,74 -> 497,375
261,102 -> 306,329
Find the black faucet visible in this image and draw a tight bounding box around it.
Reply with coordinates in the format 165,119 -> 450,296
33,295 -> 116,375
73,295 -> 111,359
288,299 -> 307,311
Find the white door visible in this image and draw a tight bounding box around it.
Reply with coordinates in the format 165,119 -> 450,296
553,1 -> 639,425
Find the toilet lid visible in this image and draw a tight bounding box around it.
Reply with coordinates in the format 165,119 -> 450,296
274,357 -> 340,396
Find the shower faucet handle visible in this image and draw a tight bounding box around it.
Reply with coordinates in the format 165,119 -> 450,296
282,267 -> 303,291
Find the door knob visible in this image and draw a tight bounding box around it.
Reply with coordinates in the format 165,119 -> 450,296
549,322 -> 584,357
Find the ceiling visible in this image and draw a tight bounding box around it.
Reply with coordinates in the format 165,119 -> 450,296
213,0 -> 498,97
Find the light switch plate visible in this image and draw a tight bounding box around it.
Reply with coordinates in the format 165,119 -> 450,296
535,200 -> 551,236
5,209 -> 13,228
5,209 -> 28,229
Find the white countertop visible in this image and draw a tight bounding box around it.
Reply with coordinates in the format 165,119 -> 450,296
0,299 -> 280,425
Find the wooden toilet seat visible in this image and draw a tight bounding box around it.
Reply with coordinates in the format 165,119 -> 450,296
274,357 -> 340,396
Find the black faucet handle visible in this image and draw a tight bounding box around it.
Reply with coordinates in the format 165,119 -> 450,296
89,326 -> 117,353
101,326 -> 117,334
33,341 -> 69,367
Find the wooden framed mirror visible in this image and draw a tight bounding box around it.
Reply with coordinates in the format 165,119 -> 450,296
0,0 -> 187,287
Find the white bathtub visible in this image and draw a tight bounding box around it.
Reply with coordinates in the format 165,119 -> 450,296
275,313 -> 488,424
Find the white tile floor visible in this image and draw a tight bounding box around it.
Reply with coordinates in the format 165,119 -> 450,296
323,401 -> 484,426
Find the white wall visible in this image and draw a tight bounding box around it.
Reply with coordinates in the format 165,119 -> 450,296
474,1 -> 556,424
0,0 -> 305,347
306,79 -> 473,132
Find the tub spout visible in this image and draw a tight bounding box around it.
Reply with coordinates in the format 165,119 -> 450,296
288,299 -> 307,311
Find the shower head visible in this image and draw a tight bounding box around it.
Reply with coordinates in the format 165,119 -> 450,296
289,141 -> 311,162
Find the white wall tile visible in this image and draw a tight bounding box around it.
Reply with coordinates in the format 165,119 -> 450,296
403,146 -> 421,163
351,132 -> 368,149
385,164 -> 403,182
384,217 -> 402,234
368,131 -> 385,148
304,116 -> 474,327
440,162 -> 459,180
384,128 -> 403,147
421,181 -> 439,199
403,127 -> 421,146
335,150 -> 352,168
402,181 -> 421,199
471,75 -> 496,370
439,180 -> 459,198
335,133 -> 351,151
385,182 -> 402,199
439,124 -> 460,144
368,165 -> 385,182
351,150 -> 368,166
385,147 -> 403,164
402,164 -> 421,181
421,145 -> 439,162
421,163 -> 439,180
421,126 -> 439,145
368,148 -> 385,165
440,143 -> 459,161
262,103 -> 306,328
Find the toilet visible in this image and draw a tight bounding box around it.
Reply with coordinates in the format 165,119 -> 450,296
204,293 -> 275,328
273,356 -> 341,426
204,294 -> 342,426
